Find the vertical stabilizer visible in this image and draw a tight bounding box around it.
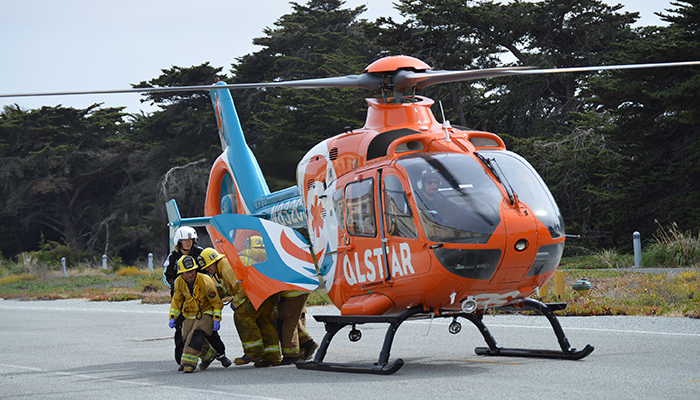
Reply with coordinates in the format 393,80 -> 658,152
165,199 -> 182,247
210,83 -> 270,213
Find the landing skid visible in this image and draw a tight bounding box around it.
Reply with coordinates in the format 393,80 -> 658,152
296,306 -> 423,375
296,298 -> 593,375
469,298 -> 595,360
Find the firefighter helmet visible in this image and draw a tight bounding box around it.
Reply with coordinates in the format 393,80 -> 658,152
200,247 -> 224,269
176,255 -> 199,274
244,235 -> 264,249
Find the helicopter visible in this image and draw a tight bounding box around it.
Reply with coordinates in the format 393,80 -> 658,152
3,55 -> 700,374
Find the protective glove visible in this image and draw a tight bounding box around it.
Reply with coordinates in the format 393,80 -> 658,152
213,320 -> 220,331
168,318 -> 176,329
230,302 -> 236,311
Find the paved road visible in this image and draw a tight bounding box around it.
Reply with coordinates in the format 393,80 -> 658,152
1,299 -> 699,399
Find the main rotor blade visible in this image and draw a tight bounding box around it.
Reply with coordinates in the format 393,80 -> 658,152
1,60 -> 699,99
393,67 -> 534,90
0,75 -> 385,99
517,60 -> 700,75
395,61 -> 700,90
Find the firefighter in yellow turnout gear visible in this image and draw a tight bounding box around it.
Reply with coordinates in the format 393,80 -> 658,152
234,236 -> 282,367
278,290 -> 318,364
168,255 -> 223,373
198,247 -> 247,310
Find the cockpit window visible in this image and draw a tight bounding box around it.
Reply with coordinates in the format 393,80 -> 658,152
479,150 -> 565,238
332,189 -> 344,231
397,154 -> 502,244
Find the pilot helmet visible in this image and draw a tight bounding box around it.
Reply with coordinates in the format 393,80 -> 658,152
173,226 -> 198,247
418,168 -> 440,190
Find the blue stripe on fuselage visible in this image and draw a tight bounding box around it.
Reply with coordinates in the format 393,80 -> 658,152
210,84 -> 270,214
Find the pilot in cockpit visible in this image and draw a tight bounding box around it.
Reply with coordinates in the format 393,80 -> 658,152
416,168 -> 447,224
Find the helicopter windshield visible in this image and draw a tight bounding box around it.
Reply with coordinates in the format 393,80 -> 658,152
398,153 -> 502,244
479,150 -> 565,239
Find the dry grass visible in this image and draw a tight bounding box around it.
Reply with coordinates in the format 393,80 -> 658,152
2,264 -> 699,318
538,269 -> 700,318
0,266 -> 168,303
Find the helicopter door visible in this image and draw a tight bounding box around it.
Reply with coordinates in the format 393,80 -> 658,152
339,176 -> 385,289
380,171 -> 430,279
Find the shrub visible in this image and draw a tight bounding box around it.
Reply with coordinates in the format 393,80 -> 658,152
138,272 -> 164,293
644,222 -> 700,267
593,249 -> 633,268
34,239 -> 96,267
0,273 -> 36,285
560,250 -> 633,269
115,266 -> 148,276
307,288 -> 332,306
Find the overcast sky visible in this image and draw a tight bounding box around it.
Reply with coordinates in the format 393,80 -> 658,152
0,0 -> 675,114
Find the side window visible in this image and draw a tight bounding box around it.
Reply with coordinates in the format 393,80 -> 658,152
344,179 -> 376,237
332,189 -> 345,231
383,175 -> 417,238
229,229 -> 267,266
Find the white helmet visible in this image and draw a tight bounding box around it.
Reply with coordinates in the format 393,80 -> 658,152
173,226 -> 198,246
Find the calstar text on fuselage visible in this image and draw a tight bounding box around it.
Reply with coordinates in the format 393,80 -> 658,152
343,242 -> 415,286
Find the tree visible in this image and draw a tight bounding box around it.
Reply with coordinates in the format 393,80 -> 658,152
130,63 -> 226,217
123,64 -> 230,256
581,0 -> 700,246
388,0 -> 639,137
230,0 -> 383,188
0,104 -> 132,257
0,64 -> 229,262
506,112 -> 628,253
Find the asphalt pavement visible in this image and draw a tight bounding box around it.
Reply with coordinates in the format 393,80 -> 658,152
1,299 -> 699,399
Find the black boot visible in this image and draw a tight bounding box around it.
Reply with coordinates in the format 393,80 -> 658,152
217,354 -> 232,367
300,340 -> 319,361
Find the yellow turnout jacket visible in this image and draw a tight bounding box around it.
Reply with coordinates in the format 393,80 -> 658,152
212,257 -> 248,308
169,273 -> 223,321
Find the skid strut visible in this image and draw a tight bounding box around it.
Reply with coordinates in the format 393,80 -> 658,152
296,306 -> 424,374
296,299 -> 593,374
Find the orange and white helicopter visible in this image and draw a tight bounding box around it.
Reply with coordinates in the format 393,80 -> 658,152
3,55 -> 700,374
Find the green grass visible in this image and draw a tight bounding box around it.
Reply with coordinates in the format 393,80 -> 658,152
560,250 -> 634,269
2,237 -> 700,318
1,266 -> 698,318
0,268 -> 170,303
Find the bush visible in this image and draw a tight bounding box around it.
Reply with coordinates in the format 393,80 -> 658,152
35,239 -> 96,267
560,250 -> 633,269
138,272 -> 164,292
643,222 -> 700,267
115,266 -> 149,276
593,249 -> 634,269
0,273 -> 36,285
307,288 -> 332,306
3,253 -> 50,279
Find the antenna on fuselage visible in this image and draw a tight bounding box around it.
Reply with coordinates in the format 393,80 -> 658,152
438,101 -> 452,142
